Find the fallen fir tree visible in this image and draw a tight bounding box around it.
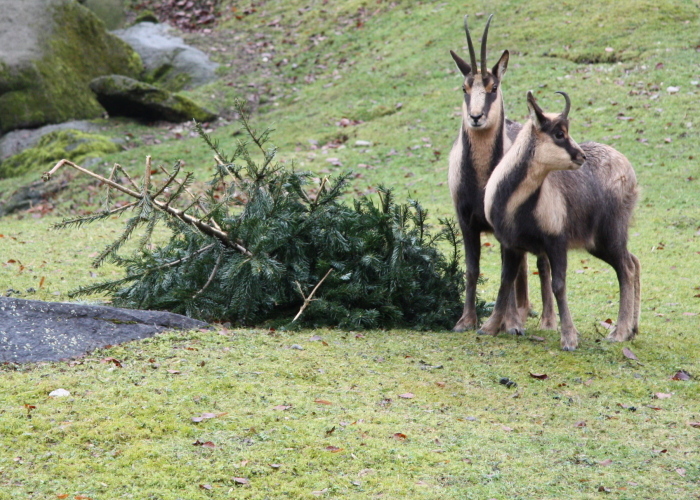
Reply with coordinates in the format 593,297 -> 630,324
43,103 -> 484,330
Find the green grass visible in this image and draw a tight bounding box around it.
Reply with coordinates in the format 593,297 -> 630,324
1,0 -> 700,498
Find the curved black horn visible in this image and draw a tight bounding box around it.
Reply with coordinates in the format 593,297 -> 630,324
463,15 -> 478,71
555,91 -> 571,119
480,14 -> 494,75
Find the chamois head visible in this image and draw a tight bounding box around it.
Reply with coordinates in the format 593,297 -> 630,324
450,14 -> 509,130
527,91 -> 587,171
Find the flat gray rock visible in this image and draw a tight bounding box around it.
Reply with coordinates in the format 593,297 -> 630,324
0,120 -> 99,160
0,297 -> 208,364
113,22 -> 218,90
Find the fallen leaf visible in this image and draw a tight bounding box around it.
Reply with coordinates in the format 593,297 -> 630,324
325,445 -> 343,452
676,468 -> 686,476
398,393 -> 415,399
645,405 -> 662,411
199,484 -> 213,490
312,488 -> 329,495
575,421 -> 587,428
502,425 -> 513,432
192,412 -> 223,423
393,432 -> 407,441
273,405 -> 292,411
270,464 -> 282,469
671,370 -> 691,381
435,381 -> 446,388
529,372 -> 549,380
599,459 -> 613,466
689,422 -> 700,428
325,426 -> 336,436
314,399 -> 333,405
598,485 -> 611,492
57,496 -> 69,499
622,347 -> 638,360
100,357 -> 122,368
654,392 -> 672,399
309,335 -> 323,341
530,336 -> 545,342
167,369 -> 181,374
232,477 -> 249,485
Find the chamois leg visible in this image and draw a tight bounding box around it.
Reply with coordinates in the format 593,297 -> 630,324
503,247 -> 525,334
536,255 -> 558,330
514,255 -> 532,324
547,247 -> 578,351
454,225 -> 481,331
605,251 -> 638,342
478,248 -> 523,336
631,253 -> 641,335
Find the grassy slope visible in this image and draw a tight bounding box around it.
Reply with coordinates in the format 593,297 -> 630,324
1,0 -> 699,498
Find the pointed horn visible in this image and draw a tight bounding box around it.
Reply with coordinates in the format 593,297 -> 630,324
463,15 -> 478,72
555,91 -> 571,119
480,14 -> 494,75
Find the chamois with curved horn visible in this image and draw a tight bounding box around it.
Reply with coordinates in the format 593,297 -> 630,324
448,14 -> 556,332
480,91 -> 641,350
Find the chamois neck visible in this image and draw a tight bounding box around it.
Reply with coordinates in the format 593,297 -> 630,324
462,97 -> 505,188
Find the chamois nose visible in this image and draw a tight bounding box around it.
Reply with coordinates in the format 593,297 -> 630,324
469,112 -> 483,123
574,152 -> 587,166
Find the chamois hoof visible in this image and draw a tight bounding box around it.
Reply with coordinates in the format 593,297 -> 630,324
539,317 -> 558,331
606,326 -> 635,342
561,343 -> 578,352
477,328 -> 497,336
506,327 -> 525,336
453,321 -> 477,332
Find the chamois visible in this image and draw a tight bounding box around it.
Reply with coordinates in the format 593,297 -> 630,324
448,14 -> 555,332
480,91 -> 641,351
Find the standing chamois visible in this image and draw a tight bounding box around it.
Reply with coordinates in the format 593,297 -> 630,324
448,15 -> 555,332
481,91 -> 641,350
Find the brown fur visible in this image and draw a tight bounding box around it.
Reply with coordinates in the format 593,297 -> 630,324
480,91 -> 641,350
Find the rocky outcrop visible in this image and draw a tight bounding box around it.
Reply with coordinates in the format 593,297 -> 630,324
0,129 -> 121,179
89,75 -> 217,123
113,22 -> 219,91
0,0 -> 142,134
0,120 -> 100,161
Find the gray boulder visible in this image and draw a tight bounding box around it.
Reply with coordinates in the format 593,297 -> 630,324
0,120 -> 99,161
0,0 -> 143,134
89,75 -> 217,123
0,297 -> 208,363
113,22 -> 218,91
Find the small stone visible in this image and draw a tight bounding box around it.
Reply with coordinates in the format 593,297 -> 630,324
290,344 -> 304,350
49,388 -> 71,397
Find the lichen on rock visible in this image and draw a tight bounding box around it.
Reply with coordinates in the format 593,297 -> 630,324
0,130 -> 121,179
0,0 -> 143,134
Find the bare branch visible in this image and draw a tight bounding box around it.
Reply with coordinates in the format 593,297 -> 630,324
46,158 -> 253,257
192,250 -> 224,299
292,268 -> 333,323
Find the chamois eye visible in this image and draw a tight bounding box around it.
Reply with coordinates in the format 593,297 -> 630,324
462,87 -> 468,93
491,84 -> 498,92
555,131 -> 565,140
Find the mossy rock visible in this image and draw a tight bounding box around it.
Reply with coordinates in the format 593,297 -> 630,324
0,0 -> 143,134
0,130 -> 121,179
89,75 -> 217,123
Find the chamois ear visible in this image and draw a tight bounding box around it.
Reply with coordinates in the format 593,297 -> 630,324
526,91 -> 547,130
492,50 -> 509,81
450,50 -> 472,76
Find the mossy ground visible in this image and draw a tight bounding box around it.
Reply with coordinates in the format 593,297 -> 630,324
1,0 -> 699,498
